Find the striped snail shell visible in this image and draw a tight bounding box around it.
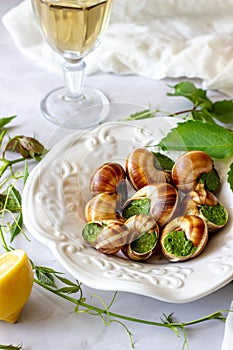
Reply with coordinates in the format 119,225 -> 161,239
125,148 -> 170,190
122,183 -> 178,227
90,162 -> 126,195
182,183 -> 228,233
95,220 -> 130,255
121,215 -> 159,261
160,215 -> 208,262
85,192 -> 123,222
172,150 -> 213,193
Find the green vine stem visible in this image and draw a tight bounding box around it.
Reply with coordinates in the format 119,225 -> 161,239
33,276 -> 227,340
0,158 -> 26,178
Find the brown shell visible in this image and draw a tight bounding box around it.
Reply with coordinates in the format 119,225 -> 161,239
95,221 -> 129,255
122,215 -> 159,261
172,151 -> 213,193
125,148 -> 170,190
160,215 -> 208,262
123,183 -> 178,227
82,219 -> 121,247
182,183 -> 228,233
90,162 -> 126,196
85,192 -> 122,222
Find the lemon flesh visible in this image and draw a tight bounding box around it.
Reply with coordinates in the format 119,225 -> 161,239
0,249 -> 33,323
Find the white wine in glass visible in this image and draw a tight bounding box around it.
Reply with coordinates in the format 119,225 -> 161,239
31,0 -> 113,128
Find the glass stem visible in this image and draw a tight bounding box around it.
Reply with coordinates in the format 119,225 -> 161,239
62,58 -> 86,101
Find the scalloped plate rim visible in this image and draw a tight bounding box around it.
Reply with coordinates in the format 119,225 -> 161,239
22,119 -> 233,303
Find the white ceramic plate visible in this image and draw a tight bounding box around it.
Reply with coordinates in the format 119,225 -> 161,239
22,118 -> 233,303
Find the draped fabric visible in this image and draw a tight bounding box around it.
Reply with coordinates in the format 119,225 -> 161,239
3,0 -> 233,96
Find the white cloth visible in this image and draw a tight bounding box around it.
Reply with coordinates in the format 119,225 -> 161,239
3,0 -> 233,96
221,301 -> 233,350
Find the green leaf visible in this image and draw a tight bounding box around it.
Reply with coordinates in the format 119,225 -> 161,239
211,100 -> 233,124
10,212 -> 23,242
0,130 -> 6,148
23,160 -> 29,185
57,286 -> 80,294
167,82 -> 212,108
4,136 -> 47,160
126,109 -> 155,120
0,115 -> 17,129
0,345 -> 22,350
0,194 -> 21,212
191,109 -> 218,124
161,312 -> 175,324
0,159 -> 10,177
7,185 -> 21,207
0,185 -> 22,212
152,152 -> 174,171
227,162 -> 233,192
35,267 -> 57,287
157,120 -> 233,159
37,266 -> 61,274
56,275 -> 80,287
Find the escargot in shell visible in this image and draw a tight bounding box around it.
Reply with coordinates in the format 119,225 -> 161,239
160,215 -> 208,262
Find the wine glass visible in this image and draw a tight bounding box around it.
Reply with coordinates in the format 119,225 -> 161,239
31,0 -> 112,128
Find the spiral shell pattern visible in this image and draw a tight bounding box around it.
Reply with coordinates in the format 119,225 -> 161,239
85,192 -> 121,222
126,148 -> 169,190
122,215 -> 159,261
90,162 -> 126,196
182,183 -> 228,233
95,221 -> 129,254
172,151 -> 213,193
123,183 -> 178,227
161,215 -> 208,261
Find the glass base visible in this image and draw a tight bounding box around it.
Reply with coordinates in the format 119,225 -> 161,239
40,86 -> 110,129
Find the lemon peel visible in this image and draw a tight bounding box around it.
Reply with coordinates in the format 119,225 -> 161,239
0,249 -> 33,323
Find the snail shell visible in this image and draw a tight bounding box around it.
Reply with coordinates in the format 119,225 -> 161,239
85,192 -> 123,222
90,162 -> 126,196
172,151 -> 213,193
160,215 -> 208,262
82,219 -> 120,247
182,183 -> 228,233
125,148 -> 170,190
95,220 -> 130,255
122,183 -> 178,227
122,215 -> 159,261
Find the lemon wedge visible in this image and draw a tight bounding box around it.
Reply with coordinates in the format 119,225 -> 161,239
0,249 -> 33,323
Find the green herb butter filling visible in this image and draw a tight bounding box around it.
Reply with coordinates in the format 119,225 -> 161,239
200,203 -> 227,226
163,230 -> 196,257
122,198 -> 150,220
130,231 -> 158,254
82,223 -> 103,244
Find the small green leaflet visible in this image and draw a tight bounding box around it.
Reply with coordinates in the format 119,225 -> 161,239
211,100 -> 233,124
33,264 -> 81,294
0,115 -> 16,129
23,161 -> 29,185
0,344 -> 22,350
227,163 -> 233,191
10,212 -> 23,243
168,82 -> 233,125
0,346 -> 22,350
34,265 -> 57,287
157,120 -> 233,159
127,109 -> 155,120
152,152 -> 174,171
5,185 -> 23,242
168,81 -> 212,109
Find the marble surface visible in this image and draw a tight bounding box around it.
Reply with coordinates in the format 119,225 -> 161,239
0,1 -> 232,350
